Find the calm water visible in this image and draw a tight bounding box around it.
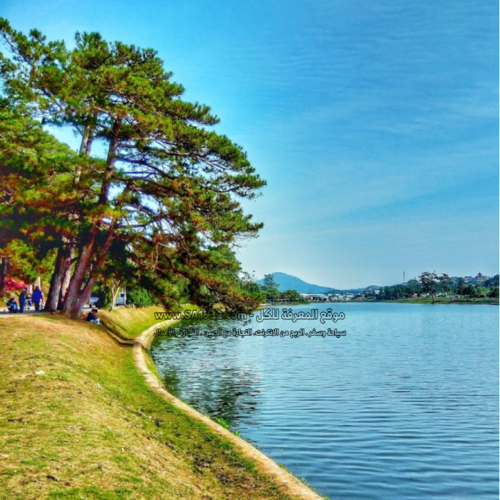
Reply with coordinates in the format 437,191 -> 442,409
151,303 -> 499,499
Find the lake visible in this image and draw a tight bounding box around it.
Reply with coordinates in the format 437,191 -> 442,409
151,303 -> 499,499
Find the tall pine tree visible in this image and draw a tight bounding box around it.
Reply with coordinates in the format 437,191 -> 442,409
0,20 -> 264,317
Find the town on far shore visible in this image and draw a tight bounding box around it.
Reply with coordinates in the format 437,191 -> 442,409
260,271 -> 499,304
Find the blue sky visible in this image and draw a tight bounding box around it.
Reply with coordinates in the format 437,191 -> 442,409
2,0 -> 498,288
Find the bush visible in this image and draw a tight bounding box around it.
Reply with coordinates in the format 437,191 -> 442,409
127,287 -> 156,308
92,285 -> 111,309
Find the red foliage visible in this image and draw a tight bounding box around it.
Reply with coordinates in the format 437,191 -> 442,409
5,278 -> 27,290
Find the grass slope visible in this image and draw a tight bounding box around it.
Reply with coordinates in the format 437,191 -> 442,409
0,313 -> 293,500
98,306 -> 166,340
98,305 -> 200,340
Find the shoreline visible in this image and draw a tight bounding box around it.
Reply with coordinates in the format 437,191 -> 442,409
294,299 -> 499,306
134,320 -> 324,500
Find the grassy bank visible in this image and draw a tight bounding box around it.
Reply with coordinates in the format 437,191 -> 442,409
98,305 -> 200,341
0,310 -> 296,500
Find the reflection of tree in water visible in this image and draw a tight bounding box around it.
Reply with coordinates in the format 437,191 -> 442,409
151,318 -> 262,428
190,363 -> 261,426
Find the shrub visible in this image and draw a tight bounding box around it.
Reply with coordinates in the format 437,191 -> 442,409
127,287 -> 156,308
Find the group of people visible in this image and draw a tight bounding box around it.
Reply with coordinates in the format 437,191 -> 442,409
7,287 -> 101,325
7,286 -> 44,313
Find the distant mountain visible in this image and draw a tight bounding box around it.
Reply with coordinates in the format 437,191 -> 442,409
256,272 -> 365,294
257,272 -> 331,293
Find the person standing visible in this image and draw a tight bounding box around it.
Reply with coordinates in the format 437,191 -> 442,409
18,288 -> 27,313
32,286 -> 44,312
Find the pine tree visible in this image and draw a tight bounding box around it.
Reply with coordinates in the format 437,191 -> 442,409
0,20 -> 265,317
0,101 -> 84,299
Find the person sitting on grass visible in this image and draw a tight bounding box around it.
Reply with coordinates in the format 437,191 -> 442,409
86,308 -> 101,325
7,297 -> 18,313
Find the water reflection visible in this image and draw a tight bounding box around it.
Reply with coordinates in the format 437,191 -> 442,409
151,319 -> 262,426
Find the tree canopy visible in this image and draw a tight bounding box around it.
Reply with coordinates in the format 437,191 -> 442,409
0,19 -> 265,317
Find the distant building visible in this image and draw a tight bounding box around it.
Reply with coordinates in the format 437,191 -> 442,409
306,293 -> 328,302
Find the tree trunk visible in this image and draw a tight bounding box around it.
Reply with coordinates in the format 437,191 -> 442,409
62,232 -> 98,318
0,257 -> 8,296
109,280 -> 121,312
45,246 -> 69,312
55,129 -> 93,310
63,121 -> 121,320
75,126 -> 94,184
66,230 -> 115,320
72,275 -> 98,319
58,247 -> 74,310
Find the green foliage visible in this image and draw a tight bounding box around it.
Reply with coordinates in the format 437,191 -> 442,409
418,271 -> 438,295
263,288 -> 280,301
256,274 -> 308,303
462,284 -> 477,298
0,104 -> 82,262
282,289 -> 304,302
127,287 -> 157,308
485,275 -> 499,288
214,417 -> 230,430
379,284 -> 410,300
0,19 -> 266,315
261,288 -> 308,304
1,239 -> 56,285
92,283 -> 112,309
405,279 -> 419,293
417,272 -> 451,303
262,273 -> 279,291
377,273 -> 499,302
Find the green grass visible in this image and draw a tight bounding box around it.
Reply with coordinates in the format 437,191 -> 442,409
0,314 -> 295,500
99,304 -> 201,340
98,305 -> 166,340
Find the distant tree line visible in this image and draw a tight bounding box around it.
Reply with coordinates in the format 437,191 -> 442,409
375,272 -> 499,302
